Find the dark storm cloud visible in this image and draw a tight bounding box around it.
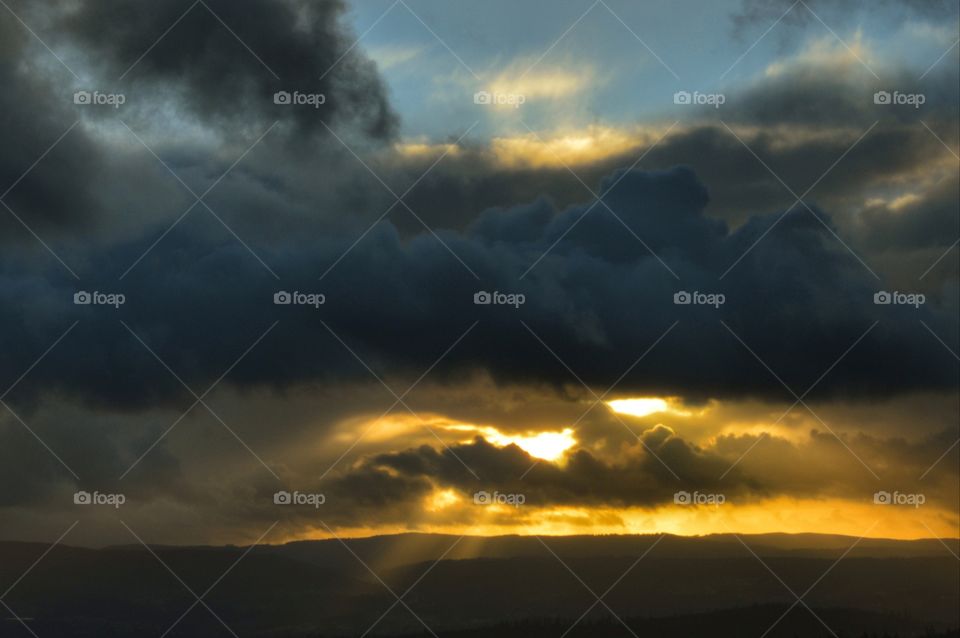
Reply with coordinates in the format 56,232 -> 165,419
362,430 -> 721,505
1,0 -> 398,248
394,58 -> 959,236
374,57 -> 959,303
720,65 -> 959,129
649,120 -> 958,240
61,0 -> 398,141
859,174 -> 960,252
0,13 -> 107,236
314,423 -> 959,516
0,0 -> 955,421
0,165 -> 955,415
5,0 -> 956,276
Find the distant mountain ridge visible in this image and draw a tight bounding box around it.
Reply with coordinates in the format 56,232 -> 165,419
1,532 -> 956,637
265,531 -> 960,571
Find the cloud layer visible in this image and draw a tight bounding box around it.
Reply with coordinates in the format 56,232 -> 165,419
0,0 -> 956,545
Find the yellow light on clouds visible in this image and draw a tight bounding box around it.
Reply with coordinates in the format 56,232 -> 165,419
425,488 -> 461,512
490,125 -> 643,169
487,68 -> 590,101
607,397 -> 670,418
482,427 -> 577,461
282,496 -> 959,543
607,397 -> 702,418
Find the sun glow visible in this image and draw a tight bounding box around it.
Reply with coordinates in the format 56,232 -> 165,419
425,488 -> 461,512
283,497 -> 960,543
607,397 -> 702,419
607,397 -> 669,417
490,125 -> 646,168
481,427 -> 577,461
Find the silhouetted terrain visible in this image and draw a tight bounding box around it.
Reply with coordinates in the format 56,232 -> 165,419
1,533 -> 956,637
270,532 -> 960,570
380,608 -> 960,638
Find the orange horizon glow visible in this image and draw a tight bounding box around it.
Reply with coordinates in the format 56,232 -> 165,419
273,496 -> 960,545
307,399 -> 959,551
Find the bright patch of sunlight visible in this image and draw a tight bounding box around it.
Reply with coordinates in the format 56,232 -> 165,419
482,427 -> 577,461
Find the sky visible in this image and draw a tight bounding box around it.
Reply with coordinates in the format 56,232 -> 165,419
0,0 -> 958,547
